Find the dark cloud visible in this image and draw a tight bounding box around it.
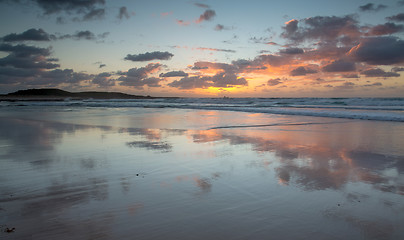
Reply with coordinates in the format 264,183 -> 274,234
3,0 -> 107,22
366,22 -> 404,36
0,43 -> 51,57
290,66 -> 318,76
0,66 -> 40,79
392,67 -> 404,72
194,3 -> 210,8
281,15 -> 361,44
336,81 -> 355,89
124,51 -> 174,62
159,71 -> 188,77
118,6 -> 130,20
81,8 -> 104,21
192,61 -> 236,72
255,54 -> 290,67
386,13 -> 404,22
36,68 -> 92,84
168,76 -> 211,89
210,72 -> 247,88
348,36 -> 404,65
359,3 -> 387,12
59,30 -> 95,40
196,9 -> 216,23
363,82 -> 382,87
168,71 -> 247,90
342,73 -> 360,78
267,78 -> 283,86
2,28 -> 52,42
322,59 -> 356,72
0,54 -> 59,69
0,43 -> 59,70
2,29 -> 108,42
361,68 -> 400,77
118,63 -> 162,89
34,0 -> 106,15
214,24 -> 224,31
249,36 -> 271,44
92,72 -> 115,87
282,19 -> 299,38
279,47 -> 304,54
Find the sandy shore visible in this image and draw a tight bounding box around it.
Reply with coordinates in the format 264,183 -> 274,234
0,106 -> 403,239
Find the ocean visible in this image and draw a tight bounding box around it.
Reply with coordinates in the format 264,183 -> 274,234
2,97 -> 404,122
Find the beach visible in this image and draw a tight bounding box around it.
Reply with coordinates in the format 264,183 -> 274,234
1,104 -> 404,239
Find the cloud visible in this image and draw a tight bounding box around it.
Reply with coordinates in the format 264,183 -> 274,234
336,81 -> 355,90
342,73 -> 360,78
168,76 -> 210,89
195,9 -> 216,23
36,68 -> 92,84
196,47 -> 236,53
392,67 -> 404,72
1,29 -> 108,42
159,71 -> 188,77
0,43 -> 51,57
214,24 -> 225,31
2,28 -> 52,42
118,6 -> 130,20
322,59 -> 356,72
363,82 -> 382,87
56,30 -> 109,41
33,0 -> 106,15
2,0 -> 107,22
366,22 -> 404,36
194,3 -> 210,8
255,54 -> 290,67
279,47 -> 304,54
176,19 -> 190,26
361,68 -> 400,77
92,72 -> 115,87
124,51 -> 174,62
210,72 -> 247,88
267,78 -> 283,86
347,36 -> 404,65
386,13 -> 404,22
192,61 -> 236,72
59,30 -> 95,40
81,8 -> 104,21
168,72 -> 247,89
0,43 -> 59,69
281,15 -> 361,43
290,66 -> 318,76
118,63 -> 162,89
359,3 -> 387,12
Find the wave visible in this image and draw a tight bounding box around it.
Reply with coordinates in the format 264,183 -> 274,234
2,97 -> 404,122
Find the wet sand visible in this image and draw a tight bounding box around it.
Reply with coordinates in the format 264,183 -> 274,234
1,106 -> 404,239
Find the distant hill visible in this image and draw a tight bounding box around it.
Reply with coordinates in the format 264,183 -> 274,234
1,88 -> 155,100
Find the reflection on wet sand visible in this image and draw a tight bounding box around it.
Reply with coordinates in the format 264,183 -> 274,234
189,124 -> 404,194
1,111 -> 403,239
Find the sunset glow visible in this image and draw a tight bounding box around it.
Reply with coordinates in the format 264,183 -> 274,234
0,0 -> 403,97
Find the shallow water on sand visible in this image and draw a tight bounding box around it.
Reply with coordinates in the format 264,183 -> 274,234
1,107 -> 404,239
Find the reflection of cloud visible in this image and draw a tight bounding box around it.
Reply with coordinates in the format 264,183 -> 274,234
126,140 -> 172,153
193,177 -> 212,192
14,178 -> 109,217
190,127 -> 404,194
324,210 -> 393,240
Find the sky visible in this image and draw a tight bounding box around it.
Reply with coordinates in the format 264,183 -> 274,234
0,0 -> 404,97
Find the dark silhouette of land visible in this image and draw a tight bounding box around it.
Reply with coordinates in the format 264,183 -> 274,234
0,88 -> 157,101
